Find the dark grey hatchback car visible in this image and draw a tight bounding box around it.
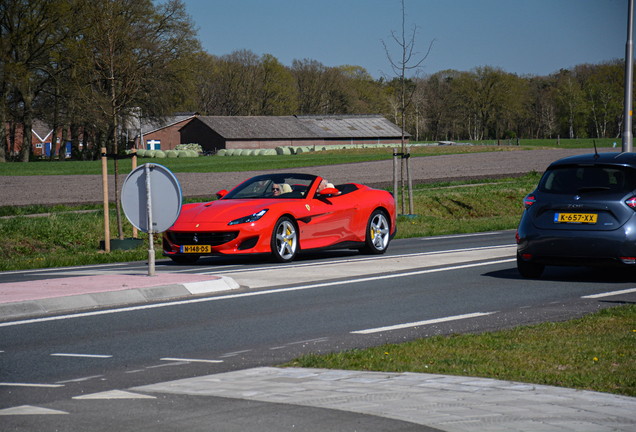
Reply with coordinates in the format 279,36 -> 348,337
516,151 -> 636,278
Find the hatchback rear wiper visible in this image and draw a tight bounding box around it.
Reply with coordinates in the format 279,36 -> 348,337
577,186 -> 611,192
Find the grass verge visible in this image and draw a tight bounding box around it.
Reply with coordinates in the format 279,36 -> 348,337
0,174 -> 537,271
283,305 -> 636,397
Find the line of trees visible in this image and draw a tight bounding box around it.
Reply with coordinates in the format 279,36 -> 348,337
1,0 -> 631,163
1,0 -> 199,162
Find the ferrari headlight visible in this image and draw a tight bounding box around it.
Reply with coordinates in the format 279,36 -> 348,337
228,209 -> 268,225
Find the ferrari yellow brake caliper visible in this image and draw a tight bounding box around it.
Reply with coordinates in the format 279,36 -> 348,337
286,227 -> 292,246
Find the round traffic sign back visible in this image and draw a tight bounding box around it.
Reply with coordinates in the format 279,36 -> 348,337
121,163 -> 182,233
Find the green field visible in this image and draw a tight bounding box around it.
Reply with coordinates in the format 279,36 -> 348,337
0,138 -> 615,177
0,173 -> 539,271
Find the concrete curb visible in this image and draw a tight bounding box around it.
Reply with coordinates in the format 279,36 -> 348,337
0,275 -> 240,320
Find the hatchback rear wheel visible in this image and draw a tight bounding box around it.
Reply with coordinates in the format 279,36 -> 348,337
517,253 -> 544,279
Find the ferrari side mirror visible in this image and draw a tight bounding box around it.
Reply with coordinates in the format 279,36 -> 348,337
319,187 -> 340,197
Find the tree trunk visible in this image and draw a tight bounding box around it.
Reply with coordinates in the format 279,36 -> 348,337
70,122 -> 80,159
0,91 -> 6,163
19,94 -> 33,162
58,124 -> 68,161
50,84 -> 60,161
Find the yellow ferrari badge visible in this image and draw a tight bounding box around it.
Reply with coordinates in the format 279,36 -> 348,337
306,204 -> 310,211
196,224 -> 200,228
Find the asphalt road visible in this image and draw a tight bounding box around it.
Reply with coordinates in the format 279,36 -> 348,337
2,232 -> 635,420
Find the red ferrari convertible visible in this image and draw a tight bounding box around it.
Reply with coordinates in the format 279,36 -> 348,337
163,173 -> 396,263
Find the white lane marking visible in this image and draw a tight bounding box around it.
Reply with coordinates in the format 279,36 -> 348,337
0,405 -> 68,415
73,390 -> 156,400
51,353 -> 112,359
219,349 -> 252,358
423,232 -> 510,240
145,362 -> 189,369
287,337 -> 329,345
0,258 -> 515,328
0,383 -> 64,388
160,357 -> 223,364
352,312 -> 496,334
581,287 -> 636,299
56,375 -> 103,384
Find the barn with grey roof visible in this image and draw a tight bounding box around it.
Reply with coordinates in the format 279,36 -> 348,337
179,115 -> 408,152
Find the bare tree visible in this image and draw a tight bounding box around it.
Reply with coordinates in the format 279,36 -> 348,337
74,0 -> 198,240
381,0 -> 434,214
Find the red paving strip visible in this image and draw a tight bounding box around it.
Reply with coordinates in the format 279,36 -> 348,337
0,274 -> 223,304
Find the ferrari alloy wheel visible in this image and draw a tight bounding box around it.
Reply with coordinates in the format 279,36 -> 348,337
361,209 -> 390,254
271,216 -> 298,263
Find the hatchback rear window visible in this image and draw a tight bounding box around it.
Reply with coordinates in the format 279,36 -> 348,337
539,165 -> 636,194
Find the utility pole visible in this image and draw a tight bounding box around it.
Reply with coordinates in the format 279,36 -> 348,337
623,0 -> 634,152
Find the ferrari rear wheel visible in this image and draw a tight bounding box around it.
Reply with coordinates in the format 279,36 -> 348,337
170,255 -> 200,264
271,216 -> 298,263
361,209 -> 390,254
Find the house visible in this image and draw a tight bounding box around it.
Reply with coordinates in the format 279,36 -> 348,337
179,115 -> 409,152
130,113 -> 198,150
3,119 -> 81,158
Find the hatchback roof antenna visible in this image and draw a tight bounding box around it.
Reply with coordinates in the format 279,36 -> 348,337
593,140 -> 599,159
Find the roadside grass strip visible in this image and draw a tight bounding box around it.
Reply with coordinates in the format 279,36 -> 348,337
286,304 -> 636,397
0,174 -> 537,272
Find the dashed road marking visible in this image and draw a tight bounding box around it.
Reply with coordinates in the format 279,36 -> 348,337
51,353 -> 112,359
0,383 -> 64,388
582,287 -> 636,299
351,312 -> 496,334
160,357 -> 222,363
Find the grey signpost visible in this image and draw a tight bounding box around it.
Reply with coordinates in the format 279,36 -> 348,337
624,0 -> 634,153
121,163 -> 182,276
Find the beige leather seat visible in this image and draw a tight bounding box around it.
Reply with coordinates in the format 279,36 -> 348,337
280,183 -> 293,194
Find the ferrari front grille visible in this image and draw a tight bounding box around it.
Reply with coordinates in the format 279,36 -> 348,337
167,231 -> 239,246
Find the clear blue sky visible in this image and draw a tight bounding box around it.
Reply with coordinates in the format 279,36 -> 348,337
180,0 -> 628,78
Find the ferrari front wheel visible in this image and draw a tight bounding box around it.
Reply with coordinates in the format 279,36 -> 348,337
271,216 -> 298,263
361,209 -> 390,254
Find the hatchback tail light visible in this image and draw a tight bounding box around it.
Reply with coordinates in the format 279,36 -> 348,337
626,196 -> 636,210
523,194 -> 536,210
620,256 -> 636,264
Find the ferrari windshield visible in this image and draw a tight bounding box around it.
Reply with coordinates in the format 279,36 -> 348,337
223,173 -> 318,199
